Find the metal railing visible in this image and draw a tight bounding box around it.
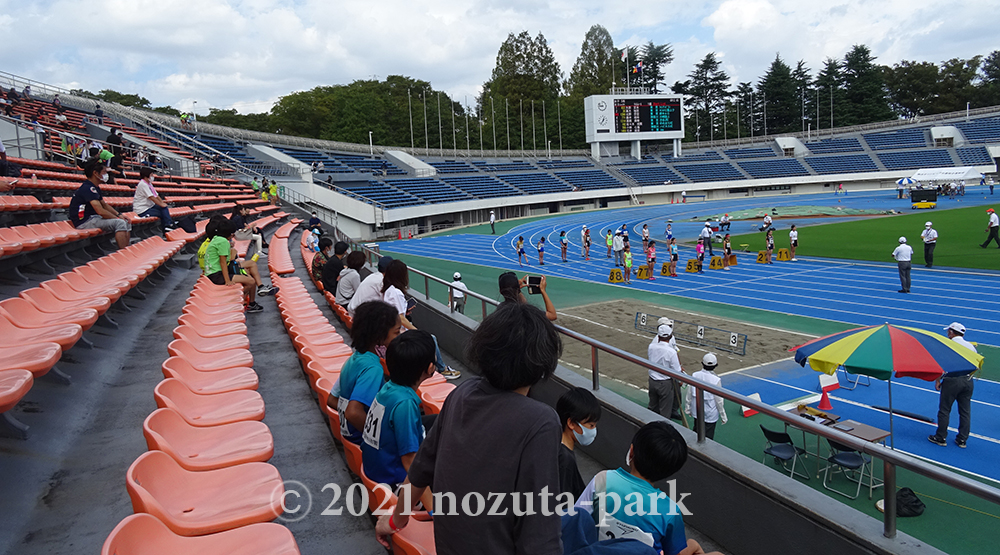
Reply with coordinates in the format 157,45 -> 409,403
317,226 -> 1000,541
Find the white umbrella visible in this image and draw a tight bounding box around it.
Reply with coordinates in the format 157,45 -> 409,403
896,177 -> 916,185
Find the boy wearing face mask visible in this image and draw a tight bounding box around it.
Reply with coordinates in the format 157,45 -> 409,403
556,387 -> 602,498
70,157 -> 131,249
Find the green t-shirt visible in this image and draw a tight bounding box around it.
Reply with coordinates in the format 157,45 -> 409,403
203,236 -> 231,276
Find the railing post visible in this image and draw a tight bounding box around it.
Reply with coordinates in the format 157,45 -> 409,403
448,285 -> 454,313
424,275 -> 430,300
883,461 -> 897,538
591,346 -> 600,390
481,299 -> 487,320
695,387 -> 706,443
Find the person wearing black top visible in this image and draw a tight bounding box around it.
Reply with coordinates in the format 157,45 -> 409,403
321,241 -> 349,293
556,387 -> 601,498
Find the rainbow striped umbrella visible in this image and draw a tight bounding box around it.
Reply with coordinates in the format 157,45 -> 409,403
792,324 -> 984,447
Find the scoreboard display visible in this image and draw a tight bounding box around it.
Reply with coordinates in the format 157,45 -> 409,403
585,94 -> 684,143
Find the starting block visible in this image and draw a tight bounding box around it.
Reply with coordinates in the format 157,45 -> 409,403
608,268 -> 625,283
636,266 -> 650,280
685,259 -> 702,273
776,248 -> 791,261
708,256 -> 724,270
756,251 -> 767,264
742,393 -> 762,417
661,262 -> 670,276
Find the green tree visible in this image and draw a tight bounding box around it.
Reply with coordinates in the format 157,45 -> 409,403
936,56 -> 982,112
639,41 -> 674,93
792,61 -> 814,133
565,25 -> 616,98
979,50 -> 1000,106
756,54 -> 797,134
672,52 -> 730,141
841,45 -> 894,125
883,60 -> 941,118
614,45 -> 641,88
814,58 -> 846,129
201,108 -> 273,132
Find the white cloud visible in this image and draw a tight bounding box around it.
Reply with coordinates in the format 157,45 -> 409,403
0,0 -> 993,116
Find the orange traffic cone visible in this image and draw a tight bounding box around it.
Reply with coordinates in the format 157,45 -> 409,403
818,390 -> 833,411
398,229 -> 402,240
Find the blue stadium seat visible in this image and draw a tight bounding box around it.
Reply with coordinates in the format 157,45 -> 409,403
389,178 -> 473,204
956,146 -> 994,165
672,162 -> 744,182
441,176 -> 520,198
198,136 -> 286,176
470,160 -> 536,172
804,155 -> 879,174
738,159 -> 809,179
863,129 -> 927,150
620,166 -> 684,186
877,149 -> 954,170
663,151 -> 722,163
724,147 -> 777,159
955,117 -> 1000,144
536,159 -> 594,169
554,170 -> 622,191
497,173 -> 572,194
804,138 -> 865,154
427,160 -> 476,174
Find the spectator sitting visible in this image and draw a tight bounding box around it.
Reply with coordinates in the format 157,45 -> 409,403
229,205 -> 267,256
133,167 -> 175,234
557,387 -> 602,498
361,330 -> 437,509
21,85 -> 31,100
335,251 -> 366,307
311,237 -> 333,284
201,219 -> 269,313
576,422 -> 719,555
69,158 -> 131,249
52,94 -> 61,110
321,241 -> 350,293
376,301 -> 563,553
308,211 -> 323,235
326,300 -> 402,444
382,259 -> 460,380
348,255 -> 393,316
498,271 -> 557,321
306,228 -> 320,252
7,87 -> 20,104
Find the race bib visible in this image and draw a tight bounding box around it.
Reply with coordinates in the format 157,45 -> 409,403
362,398 -> 387,450
599,515 -> 655,547
337,396 -> 351,437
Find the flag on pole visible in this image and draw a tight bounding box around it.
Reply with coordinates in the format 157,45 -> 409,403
633,61 -> 643,74
620,49 -> 627,62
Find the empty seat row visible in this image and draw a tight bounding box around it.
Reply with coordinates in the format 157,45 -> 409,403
737,159 -> 810,179
672,162 -> 745,182
724,147 -> 777,159
804,154 -> 879,174
863,129 -> 927,150
266,222 -> 298,275
102,277 -> 299,553
619,165 -> 684,186
554,170 -> 622,190
877,149 -> 954,170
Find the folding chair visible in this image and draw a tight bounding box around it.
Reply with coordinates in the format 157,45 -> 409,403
760,425 -> 810,480
822,438 -> 879,499
838,367 -> 871,391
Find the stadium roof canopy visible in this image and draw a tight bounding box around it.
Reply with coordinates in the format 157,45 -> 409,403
910,167 -> 983,181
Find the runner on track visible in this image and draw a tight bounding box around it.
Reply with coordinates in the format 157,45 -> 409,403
516,236 -> 528,267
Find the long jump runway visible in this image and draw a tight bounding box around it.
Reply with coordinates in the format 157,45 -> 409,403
386,191 -> 1000,346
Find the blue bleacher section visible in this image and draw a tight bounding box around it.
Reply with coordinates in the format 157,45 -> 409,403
471,160 -> 536,172
956,146 -> 994,166
428,160 -> 475,174
555,170 -> 622,191
738,159 -> 809,179
333,155 -> 406,175
330,181 -> 421,207
275,147 -> 353,173
389,178 -> 473,204
804,154 -> 879,174
877,149 -> 954,170
612,156 -> 659,165
804,138 -> 865,154
663,151 -> 722,163
724,147 -> 777,159
955,117 -> 1000,144
498,173 -> 572,194
199,136 -> 285,175
673,162 -> 745,182
537,159 -> 593,169
441,175 -> 520,198
863,129 -> 927,150
620,166 -> 684,186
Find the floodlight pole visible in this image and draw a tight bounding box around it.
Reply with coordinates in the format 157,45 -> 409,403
368,131 -> 373,156
490,97 -> 496,153
408,89 -> 414,148
506,98 -> 510,156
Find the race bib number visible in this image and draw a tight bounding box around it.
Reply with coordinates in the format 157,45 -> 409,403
337,396 -> 351,438
599,515 -> 655,547
362,398 -> 386,450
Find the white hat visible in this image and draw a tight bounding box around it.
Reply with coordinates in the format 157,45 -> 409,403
925,221 -> 932,227
615,230 -> 621,235
702,353 -> 718,368
453,272 -> 461,280
898,236 -> 906,243
705,222 -> 711,227
657,317 -> 673,326
583,225 -> 587,229
657,324 -> 673,337
944,322 -> 966,334
490,210 -> 494,213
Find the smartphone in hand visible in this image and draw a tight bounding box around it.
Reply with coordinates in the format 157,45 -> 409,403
526,276 -> 542,295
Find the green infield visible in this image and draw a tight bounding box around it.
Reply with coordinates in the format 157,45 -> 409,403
727,205 -> 1000,270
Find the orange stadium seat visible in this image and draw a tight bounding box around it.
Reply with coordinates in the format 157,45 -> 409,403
160,357 -> 258,394
101,513 -> 300,555
142,408 -> 274,471
153,379 -> 265,426
0,313 -> 83,351
171,326 -> 250,352
0,296 -> 99,331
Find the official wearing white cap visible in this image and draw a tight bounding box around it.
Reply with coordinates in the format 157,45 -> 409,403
489,210 -> 496,234
685,353 -> 728,439
699,221 -> 714,256
920,221 -> 938,268
449,272 -> 468,314
647,324 -> 683,419
928,322 -> 979,448
891,236 -> 913,293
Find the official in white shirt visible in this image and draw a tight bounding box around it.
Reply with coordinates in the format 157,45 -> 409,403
928,322 -> 979,448
699,222 -> 714,256
449,272 -> 469,314
891,237 -> 913,293
920,221 -> 938,268
647,324 -> 683,419
982,208 -> 1000,248
685,353 -> 727,440
489,210 -> 496,235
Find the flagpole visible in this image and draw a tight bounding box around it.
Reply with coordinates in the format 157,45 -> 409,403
626,49 -> 630,90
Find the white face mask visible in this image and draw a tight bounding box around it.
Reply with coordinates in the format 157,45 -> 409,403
100,172 -> 109,183
572,422 -> 597,446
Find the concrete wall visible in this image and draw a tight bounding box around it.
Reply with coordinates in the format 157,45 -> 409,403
405,292 -> 944,555
0,119 -> 41,160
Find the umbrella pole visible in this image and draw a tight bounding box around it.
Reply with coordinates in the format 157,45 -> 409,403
889,379 -> 894,450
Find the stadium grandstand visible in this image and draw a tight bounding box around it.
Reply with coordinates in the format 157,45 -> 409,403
1,71 -> 1000,555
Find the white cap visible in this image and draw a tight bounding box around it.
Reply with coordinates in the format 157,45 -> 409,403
898,236 -> 907,243
657,317 -> 673,326
657,324 -> 673,337
705,222 -> 711,227
453,272 -> 461,280
925,221 -> 932,227
945,322 -> 966,334
702,353 -> 718,368
583,225 -> 587,229
490,210 -> 494,213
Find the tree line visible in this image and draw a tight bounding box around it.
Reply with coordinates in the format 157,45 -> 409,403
73,25 -> 1000,152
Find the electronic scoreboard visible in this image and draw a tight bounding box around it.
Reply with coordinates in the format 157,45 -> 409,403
584,95 -> 684,143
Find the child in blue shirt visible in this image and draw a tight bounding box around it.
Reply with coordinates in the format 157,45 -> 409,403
328,300 -> 402,444
362,330 -> 436,489
576,422 -> 719,555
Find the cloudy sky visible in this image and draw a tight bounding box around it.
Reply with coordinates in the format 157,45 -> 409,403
0,0 -> 992,115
